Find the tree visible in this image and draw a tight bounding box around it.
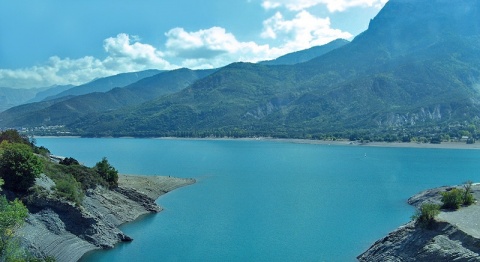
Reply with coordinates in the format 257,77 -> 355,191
94,157 -> 118,188
0,142 -> 43,192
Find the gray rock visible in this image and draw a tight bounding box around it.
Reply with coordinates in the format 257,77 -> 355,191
34,174 -> 55,193
18,176 -> 195,262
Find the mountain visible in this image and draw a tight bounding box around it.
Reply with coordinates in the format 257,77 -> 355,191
0,68 -> 215,128
259,39 -> 349,65
4,0 -> 480,140
0,87 -> 43,112
64,0 -> 480,138
26,85 -> 74,103
44,69 -> 162,101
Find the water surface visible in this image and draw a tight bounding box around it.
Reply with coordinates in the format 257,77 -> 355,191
35,138 -> 480,261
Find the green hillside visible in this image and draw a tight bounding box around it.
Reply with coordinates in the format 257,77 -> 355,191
0,69 -> 215,128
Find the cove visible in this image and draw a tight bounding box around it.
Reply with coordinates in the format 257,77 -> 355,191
35,138 -> 480,261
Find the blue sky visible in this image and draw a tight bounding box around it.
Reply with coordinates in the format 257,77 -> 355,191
0,0 -> 387,88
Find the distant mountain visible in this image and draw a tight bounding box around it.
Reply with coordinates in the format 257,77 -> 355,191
27,85 -> 74,103
259,39 -> 349,65
44,69 -> 162,101
0,87 -> 41,112
0,68 -> 215,128
63,0 -> 480,138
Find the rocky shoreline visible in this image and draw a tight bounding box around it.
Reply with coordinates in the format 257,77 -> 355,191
358,184 -> 480,261
18,174 -> 195,262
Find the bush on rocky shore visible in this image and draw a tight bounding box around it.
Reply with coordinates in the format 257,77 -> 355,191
412,203 -> 441,229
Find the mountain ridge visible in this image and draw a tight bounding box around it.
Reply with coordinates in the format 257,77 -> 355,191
44,69 -> 162,101
259,39 -> 349,66
67,0 -> 480,138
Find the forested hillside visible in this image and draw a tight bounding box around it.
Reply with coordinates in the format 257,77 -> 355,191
68,0 -> 480,140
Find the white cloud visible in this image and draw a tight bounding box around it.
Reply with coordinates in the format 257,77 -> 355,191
0,34 -> 176,88
0,17 -> 354,88
262,10 -> 353,50
163,27 -> 278,69
262,0 -> 388,12
0,0 -> 366,89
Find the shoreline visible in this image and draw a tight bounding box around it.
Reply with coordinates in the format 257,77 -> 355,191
36,135 -> 480,150
22,173 -> 195,262
156,137 -> 480,150
274,139 -> 480,150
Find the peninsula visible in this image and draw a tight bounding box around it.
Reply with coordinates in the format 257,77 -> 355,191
20,174 -> 195,262
358,184 -> 480,261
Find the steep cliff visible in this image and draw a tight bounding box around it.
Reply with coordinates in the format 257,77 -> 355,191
17,175 -> 195,262
358,185 -> 480,261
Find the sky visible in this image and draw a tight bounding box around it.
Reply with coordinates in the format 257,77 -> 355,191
0,0 -> 388,89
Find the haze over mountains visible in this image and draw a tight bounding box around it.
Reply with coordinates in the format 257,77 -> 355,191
259,39 -> 349,66
2,0 -> 480,140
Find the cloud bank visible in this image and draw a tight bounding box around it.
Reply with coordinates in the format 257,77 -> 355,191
262,0 -> 388,12
0,0 -> 386,88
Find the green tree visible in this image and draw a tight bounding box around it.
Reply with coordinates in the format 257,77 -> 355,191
0,142 -> 43,193
94,157 -> 118,188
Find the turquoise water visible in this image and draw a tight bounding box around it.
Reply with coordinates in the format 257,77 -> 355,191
36,138 -> 480,261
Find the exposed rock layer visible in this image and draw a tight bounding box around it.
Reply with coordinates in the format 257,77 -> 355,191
358,185 -> 480,261
18,175 -> 195,262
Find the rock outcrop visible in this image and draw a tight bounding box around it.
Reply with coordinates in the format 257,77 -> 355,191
358,185 -> 480,261
17,175 -> 195,262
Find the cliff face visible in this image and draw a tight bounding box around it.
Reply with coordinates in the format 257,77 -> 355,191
17,175 -> 195,262
358,185 -> 480,261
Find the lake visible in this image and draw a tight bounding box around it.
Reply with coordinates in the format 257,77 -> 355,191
35,137 -> 480,261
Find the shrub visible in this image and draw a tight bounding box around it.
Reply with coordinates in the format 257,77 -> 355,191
59,157 -> 80,166
43,158 -> 108,191
0,130 -> 30,145
441,188 -> 464,210
34,146 -> 51,157
412,203 -> 440,229
440,182 -> 476,210
54,176 -> 84,205
463,181 -> 475,206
